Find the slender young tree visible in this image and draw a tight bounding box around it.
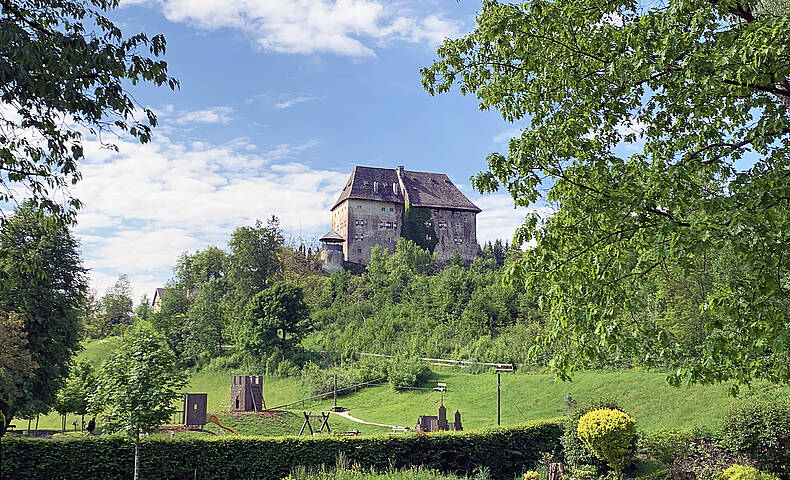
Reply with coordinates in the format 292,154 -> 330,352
91,322 -> 185,480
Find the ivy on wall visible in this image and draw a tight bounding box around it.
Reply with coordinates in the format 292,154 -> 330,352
401,206 -> 438,253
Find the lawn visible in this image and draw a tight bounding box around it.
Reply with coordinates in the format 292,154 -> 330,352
14,338 -> 789,435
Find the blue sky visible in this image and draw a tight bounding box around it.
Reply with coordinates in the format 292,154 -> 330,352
70,0 -> 542,301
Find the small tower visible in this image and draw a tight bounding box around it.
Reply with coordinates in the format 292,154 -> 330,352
438,404 -> 449,430
454,410 -> 463,431
319,230 -> 345,273
229,375 -> 264,412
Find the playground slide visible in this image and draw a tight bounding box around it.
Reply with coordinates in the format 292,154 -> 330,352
207,414 -> 239,435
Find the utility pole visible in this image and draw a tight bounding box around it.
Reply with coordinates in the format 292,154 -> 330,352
334,374 -> 338,410
497,373 -> 501,426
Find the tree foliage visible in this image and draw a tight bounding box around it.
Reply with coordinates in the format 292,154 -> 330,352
0,0 -> 177,222
91,322 -> 185,479
241,281 -> 311,359
0,203 -> 86,422
91,323 -> 185,435
422,0 -> 790,388
0,309 -> 36,433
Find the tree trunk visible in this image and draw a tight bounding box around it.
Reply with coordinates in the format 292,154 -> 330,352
134,430 -> 140,480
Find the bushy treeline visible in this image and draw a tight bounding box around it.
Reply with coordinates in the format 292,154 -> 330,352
87,216 -> 753,388
302,239 -> 544,368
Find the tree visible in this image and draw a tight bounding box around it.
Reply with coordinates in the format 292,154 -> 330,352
53,358 -> 95,433
0,310 -> 37,435
228,217 -> 284,314
174,246 -> 228,292
91,322 -> 185,480
134,295 -> 152,322
422,0 -> 790,388
241,282 -> 310,360
0,0 -> 177,224
0,204 -> 86,426
185,277 -> 232,361
99,274 -> 134,337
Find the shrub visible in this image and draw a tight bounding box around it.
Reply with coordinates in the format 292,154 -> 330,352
722,397 -> 790,479
386,357 -> 430,389
720,465 -> 780,480
576,409 -> 636,479
563,396 -> 634,473
639,430 -> 696,466
0,419 -> 563,480
523,470 -> 540,480
300,361 -> 386,397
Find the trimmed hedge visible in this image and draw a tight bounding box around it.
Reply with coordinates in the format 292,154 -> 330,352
1,419 -> 563,480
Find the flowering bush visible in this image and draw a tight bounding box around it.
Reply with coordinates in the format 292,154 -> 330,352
576,409 -> 636,479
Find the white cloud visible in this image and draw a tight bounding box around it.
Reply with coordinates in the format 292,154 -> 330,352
492,127 -> 523,146
132,0 -> 463,57
473,193 -> 554,246
174,106 -> 234,124
275,96 -> 318,109
74,129 -> 346,300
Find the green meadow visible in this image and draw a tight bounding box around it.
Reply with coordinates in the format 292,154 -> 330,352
21,339 -> 789,435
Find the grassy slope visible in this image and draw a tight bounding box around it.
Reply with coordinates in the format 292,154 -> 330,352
308,369 -> 789,433
18,339 -> 790,434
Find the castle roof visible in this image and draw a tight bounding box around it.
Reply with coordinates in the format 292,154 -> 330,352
332,166 -> 481,213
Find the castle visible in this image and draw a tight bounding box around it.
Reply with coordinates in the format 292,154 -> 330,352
320,166 -> 481,272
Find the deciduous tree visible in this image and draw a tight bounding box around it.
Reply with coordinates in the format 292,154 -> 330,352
0,310 -> 37,435
241,281 -> 310,359
0,204 -> 86,425
91,322 -> 185,480
422,0 -> 790,388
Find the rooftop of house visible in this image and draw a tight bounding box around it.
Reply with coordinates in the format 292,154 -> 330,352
332,166 -> 481,213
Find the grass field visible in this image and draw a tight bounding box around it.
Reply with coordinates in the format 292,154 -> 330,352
15,339 -> 790,435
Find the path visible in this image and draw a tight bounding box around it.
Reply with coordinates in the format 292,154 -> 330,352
330,410 -> 407,429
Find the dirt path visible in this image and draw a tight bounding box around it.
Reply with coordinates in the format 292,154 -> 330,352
330,410 -> 408,429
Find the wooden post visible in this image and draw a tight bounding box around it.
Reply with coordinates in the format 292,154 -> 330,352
497,373 -> 501,426
334,374 -> 338,409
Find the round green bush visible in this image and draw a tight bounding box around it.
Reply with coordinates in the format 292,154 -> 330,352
720,464 -> 780,480
563,397 -> 633,472
576,408 -> 636,479
722,397 -> 790,479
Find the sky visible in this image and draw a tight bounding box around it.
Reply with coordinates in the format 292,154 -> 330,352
61,0 -> 542,302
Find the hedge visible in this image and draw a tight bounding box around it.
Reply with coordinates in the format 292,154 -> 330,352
0,419 -> 563,480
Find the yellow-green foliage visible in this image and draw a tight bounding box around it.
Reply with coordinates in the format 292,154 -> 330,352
576,409 -> 636,475
523,470 -> 540,480
720,465 -> 780,480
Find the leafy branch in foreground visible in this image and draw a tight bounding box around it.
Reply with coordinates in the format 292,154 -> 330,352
422,0 -> 790,390
0,0 -> 178,224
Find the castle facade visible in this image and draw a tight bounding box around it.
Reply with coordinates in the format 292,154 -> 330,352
320,166 -> 481,271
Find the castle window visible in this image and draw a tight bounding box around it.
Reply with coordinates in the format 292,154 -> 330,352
426,234 -> 432,241
357,205 -> 362,209
438,221 -> 447,229
380,220 -> 386,229
455,223 -> 462,232
355,219 -> 364,227
357,248 -> 362,254
424,221 -> 432,228
453,236 -> 463,245
381,207 -> 386,212
389,207 -> 394,212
